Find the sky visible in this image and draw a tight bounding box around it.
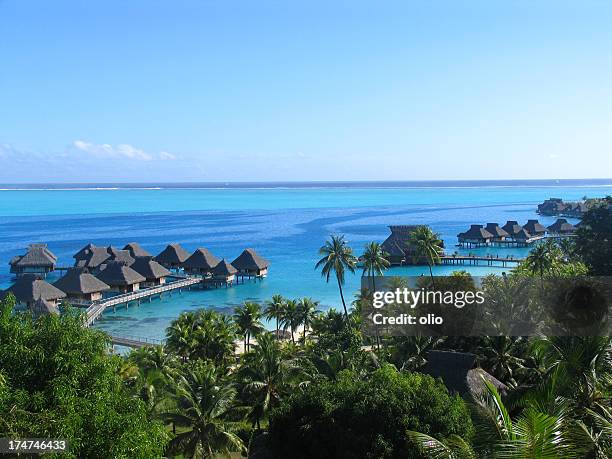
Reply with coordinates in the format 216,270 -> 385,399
0,0 -> 610,183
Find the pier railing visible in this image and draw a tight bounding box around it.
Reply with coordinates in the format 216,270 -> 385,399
85,276 -> 201,326
110,334 -> 166,348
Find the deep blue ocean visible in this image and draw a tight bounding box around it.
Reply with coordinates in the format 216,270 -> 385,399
1,180 -> 610,340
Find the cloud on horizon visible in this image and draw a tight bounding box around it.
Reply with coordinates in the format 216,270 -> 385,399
72,140 -> 177,161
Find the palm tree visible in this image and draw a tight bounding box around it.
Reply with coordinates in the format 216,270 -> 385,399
524,239 -> 561,279
361,241 -> 390,291
166,321 -> 195,362
279,299 -> 300,345
264,294 -> 286,339
161,362 -> 245,458
315,235 -> 357,318
408,225 -> 443,283
296,297 -> 319,344
239,333 -> 302,429
477,336 -> 527,387
233,302 -> 264,353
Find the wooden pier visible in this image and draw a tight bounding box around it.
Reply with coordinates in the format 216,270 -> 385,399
85,276 -> 201,326
110,334 -> 165,349
440,255 -> 524,268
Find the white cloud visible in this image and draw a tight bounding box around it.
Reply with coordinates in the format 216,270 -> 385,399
72,140 -> 176,161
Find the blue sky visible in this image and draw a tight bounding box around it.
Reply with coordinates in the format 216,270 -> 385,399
0,0 -> 610,183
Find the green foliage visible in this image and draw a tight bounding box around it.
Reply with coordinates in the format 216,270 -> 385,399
574,198 -> 612,275
233,302 -> 264,353
0,294 -> 168,458
268,365 -> 473,459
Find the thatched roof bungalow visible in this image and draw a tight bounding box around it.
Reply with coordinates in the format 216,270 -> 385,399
211,259 -> 237,284
523,219 -> 546,236
380,226 -> 443,265
131,257 -> 171,287
513,228 -> 532,242
423,350 -> 507,397
155,243 -> 190,270
457,225 -> 494,246
53,268 -> 110,305
9,244 -> 57,277
183,248 -> 221,275
123,242 -> 152,258
484,223 -> 509,241
231,248 -> 270,277
547,218 -> 576,235
4,274 -> 66,309
73,244 -> 111,272
106,247 -> 135,266
501,220 -> 523,238
30,298 -> 60,317
96,261 -> 146,293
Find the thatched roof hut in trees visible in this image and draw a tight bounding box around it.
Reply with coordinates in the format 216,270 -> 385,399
211,259 -> 238,285
53,268 -> 110,305
30,298 -> 60,317
501,220 -> 524,238
457,225 -> 494,247
155,243 -> 190,270
96,261 -> 146,293
484,223 -> 509,241
423,351 -> 507,397
183,248 -> 221,276
4,274 -> 66,309
523,219 -> 547,237
73,244 -> 111,273
547,218 -> 576,235
380,226 -> 443,265
231,248 -> 270,277
9,244 -> 57,277
131,257 -> 171,287
123,242 -> 152,258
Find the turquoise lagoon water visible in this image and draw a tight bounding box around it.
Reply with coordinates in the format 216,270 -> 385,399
0,182 -> 609,340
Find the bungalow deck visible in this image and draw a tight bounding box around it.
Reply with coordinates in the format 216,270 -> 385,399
440,255 -> 524,268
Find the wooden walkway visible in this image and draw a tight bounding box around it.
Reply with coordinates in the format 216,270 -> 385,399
85,277 -> 201,326
440,255 -> 524,267
110,334 -> 165,348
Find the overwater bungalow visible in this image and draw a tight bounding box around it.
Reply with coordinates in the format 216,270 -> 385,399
183,248 -> 221,276
131,257 -> 171,287
501,220 -> 524,238
457,225 -> 494,248
73,244 -> 111,272
484,223 -> 509,242
155,243 -> 191,270
96,261 -> 146,293
211,259 -> 238,285
106,247 -> 135,266
523,219 -> 547,237
31,298 -> 60,317
123,242 -> 152,258
53,268 -> 110,305
231,248 -> 270,277
547,218 -> 576,235
9,244 -> 57,277
513,228 -> 533,246
3,274 -> 66,310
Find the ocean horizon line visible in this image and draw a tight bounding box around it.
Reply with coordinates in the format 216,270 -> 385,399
2,178 -> 612,191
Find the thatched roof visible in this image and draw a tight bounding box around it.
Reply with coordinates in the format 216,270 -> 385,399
212,259 -> 237,276
513,228 -> 532,241
502,220 -> 523,236
523,219 -> 546,234
484,223 -> 509,238
30,298 -> 60,317
459,225 -> 494,240
123,242 -> 152,258
423,351 -> 507,397
5,274 -> 66,302
97,261 -> 146,286
547,218 -> 575,233
380,225 -> 419,258
9,244 -> 57,268
53,268 -> 110,295
131,257 -> 171,280
184,248 -> 221,271
231,248 -> 270,270
106,247 -> 135,266
155,243 -> 190,264
74,245 -> 110,269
